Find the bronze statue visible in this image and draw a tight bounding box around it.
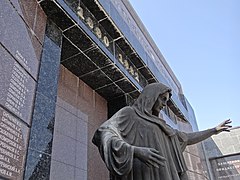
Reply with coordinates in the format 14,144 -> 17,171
92,83 -> 232,180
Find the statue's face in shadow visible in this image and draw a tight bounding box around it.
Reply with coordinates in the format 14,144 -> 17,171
152,92 -> 170,116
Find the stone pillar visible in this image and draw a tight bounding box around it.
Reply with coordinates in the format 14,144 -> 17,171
23,20 -> 62,179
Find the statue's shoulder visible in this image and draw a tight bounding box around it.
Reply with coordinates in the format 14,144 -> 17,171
119,106 -> 135,116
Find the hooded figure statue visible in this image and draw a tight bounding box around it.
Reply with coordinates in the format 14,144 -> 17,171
92,83 -> 232,180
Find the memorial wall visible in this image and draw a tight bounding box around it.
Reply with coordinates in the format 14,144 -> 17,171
210,154 -> 240,179
0,0 -> 46,179
204,127 -> 240,180
0,0 -> 214,179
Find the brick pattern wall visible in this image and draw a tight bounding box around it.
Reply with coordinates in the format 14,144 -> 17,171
50,65 -> 108,180
178,121 -> 209,180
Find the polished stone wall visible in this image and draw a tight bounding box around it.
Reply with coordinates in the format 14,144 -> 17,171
178,121 -> 210,180
0,0 -> 46,179
51,66 -> 109,180
204,127 -> 240,179
24,20 -> 62,179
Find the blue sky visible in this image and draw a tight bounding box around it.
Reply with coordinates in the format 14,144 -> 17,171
129,0 -> 240,130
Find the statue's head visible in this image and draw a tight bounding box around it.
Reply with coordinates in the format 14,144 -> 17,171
133,83 -> 172,117
152,91 -> 171,116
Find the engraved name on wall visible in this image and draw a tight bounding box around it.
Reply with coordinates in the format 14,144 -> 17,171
0,0 -> 40,79
0,45 -> 36,125
0,108 -> 26,180
210,154 -> 240,180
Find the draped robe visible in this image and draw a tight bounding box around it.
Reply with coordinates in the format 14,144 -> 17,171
92,83 -> 217,180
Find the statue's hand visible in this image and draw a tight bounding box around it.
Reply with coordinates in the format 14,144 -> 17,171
133,146 -> 166,168
215,119 -> 232,133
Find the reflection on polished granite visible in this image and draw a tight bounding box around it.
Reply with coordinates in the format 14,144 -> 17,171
0,0 -> 40,79
24,20 -> 62,179
0,45 -> 36,125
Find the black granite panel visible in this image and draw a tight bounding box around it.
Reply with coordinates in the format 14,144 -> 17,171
114,44 -> 127,64
100,30 -> 114,54
96,83 -> 124,101
82,0 -> 106,21
45,20 -> 63,47
128,54 -> 145,69
128,90 -> 140,99
115,79 -> 136,93
148,78 -> 157,84
99,18 -> 121,39
61,36 -> 80,60
24,149 -> 51,180
125,94 -> 135,106
41,36 -> 62,62
63,0 -> 79,14
80,70 -> 112,90
0,107 -> 30,180
24,20 -> 62,180
101,65 -> 125,82
64,26 -> 95,51
107,95 -> 127,118
138,73 -> 148,88
40,0 -> 74,30
26,20 -> 61,152
115,38 -> 133,56
27,93 -> 55,154
0,0 -> 40,79
37,37 -> 61,100
62,53 -> 98,76
139,67 -> 154,80
0,45 -> 36,125
84,47 -> 111,67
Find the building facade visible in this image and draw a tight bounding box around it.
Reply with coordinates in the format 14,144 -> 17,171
1,0 -> 210,179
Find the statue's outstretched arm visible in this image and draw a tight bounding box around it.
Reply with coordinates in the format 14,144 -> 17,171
186,119 -> 232,145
